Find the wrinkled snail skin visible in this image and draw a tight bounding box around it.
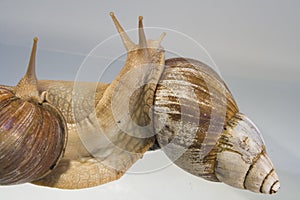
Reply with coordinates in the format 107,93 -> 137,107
32,81 -> 119,189
36,80 -> 109,124
0,13 -> 280,194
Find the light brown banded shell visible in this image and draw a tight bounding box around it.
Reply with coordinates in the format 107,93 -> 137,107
154,57 -> 239,181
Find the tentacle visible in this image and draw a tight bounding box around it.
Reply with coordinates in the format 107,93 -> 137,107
157,32 -> 166,46
15,37 -> 42,103
138,16 -> 147,48
138,16 -> 150,61
110,12 -> 135,51
25,37 -> 38,84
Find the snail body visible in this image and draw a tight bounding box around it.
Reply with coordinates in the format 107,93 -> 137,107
0,13 -> 280,194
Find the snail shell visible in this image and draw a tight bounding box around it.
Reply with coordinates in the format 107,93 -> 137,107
0,38 -> 67,185
154,57 -> 238,181
153,58 -> 280,194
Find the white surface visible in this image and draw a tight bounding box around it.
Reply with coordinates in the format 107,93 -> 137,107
0,0 -> 299,199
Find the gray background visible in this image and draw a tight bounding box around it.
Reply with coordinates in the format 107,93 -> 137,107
0,0 -> 299,199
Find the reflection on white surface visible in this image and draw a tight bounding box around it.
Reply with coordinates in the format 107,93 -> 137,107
0,156 -> 299,200
0,0 -> 300,199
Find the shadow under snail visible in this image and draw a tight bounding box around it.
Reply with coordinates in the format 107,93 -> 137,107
0,12 -> 280,194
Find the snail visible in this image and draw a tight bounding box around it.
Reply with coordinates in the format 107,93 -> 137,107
0,38 -> 68,185
0,13 -> 280,194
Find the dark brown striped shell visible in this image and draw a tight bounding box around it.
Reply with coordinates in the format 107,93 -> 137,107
154,58 -> 239,181
0,87 -> 67,185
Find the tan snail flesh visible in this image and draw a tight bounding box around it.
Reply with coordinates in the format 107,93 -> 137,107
0,13 -> 279,194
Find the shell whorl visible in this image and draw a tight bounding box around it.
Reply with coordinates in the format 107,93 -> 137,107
216,113 -> 280,194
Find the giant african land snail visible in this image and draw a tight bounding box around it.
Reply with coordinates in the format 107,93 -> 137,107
0,13 -> 280,194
